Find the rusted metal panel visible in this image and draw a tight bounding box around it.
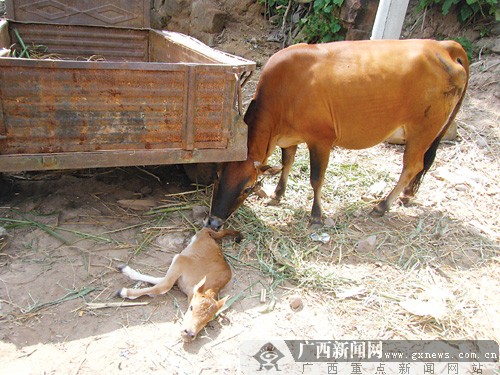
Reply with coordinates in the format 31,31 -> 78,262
150,30 -> 218,64
0,99 -> 5,141
0,21 -> 7,140
10,22 -> 149,62
0,116 -> 248,172
5,0 -> 151,29
192,67 -> 232,148
0,61 -> 189,153
184,65 -> 197,151
152,30 -> 254,72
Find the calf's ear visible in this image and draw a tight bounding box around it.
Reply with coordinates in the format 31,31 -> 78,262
193,276 -> 207,294
216,295 -> 230,313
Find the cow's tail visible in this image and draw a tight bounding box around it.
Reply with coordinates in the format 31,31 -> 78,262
243,99 -> 258,127
407,41 -> 469,196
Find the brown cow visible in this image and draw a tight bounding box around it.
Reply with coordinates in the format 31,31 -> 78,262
206,39 -> 469,230
117,228 -> 241,342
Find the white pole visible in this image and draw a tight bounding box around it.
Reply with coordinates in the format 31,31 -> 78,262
371,0 -> 410,40
373,0 -> 411,144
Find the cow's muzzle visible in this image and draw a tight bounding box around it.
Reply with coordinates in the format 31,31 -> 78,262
204,216 -> 224,231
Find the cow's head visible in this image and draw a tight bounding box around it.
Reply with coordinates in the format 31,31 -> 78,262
180,277 -> 228,342
205,160 -> 281,230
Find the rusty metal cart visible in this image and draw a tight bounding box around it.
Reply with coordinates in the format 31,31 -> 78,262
0,0 -> 254,177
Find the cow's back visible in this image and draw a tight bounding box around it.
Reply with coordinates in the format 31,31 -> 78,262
248,39 -> 468,150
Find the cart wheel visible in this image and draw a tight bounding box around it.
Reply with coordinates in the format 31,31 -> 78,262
183,163 -> 217,186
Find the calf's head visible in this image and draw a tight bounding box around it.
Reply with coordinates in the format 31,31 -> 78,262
206,160 -> 281,230
180,277 -> 229,342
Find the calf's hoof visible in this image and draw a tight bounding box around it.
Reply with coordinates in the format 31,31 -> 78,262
116,264 -> 128,273
116,288 -> 127,298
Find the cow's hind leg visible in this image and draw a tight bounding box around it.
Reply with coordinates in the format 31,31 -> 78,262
400,147 -> 436,206
371,126 -> 444,216
401,98 -> 463,205
372,97 -> 461,217
371,143 -> 426,216
117,255 -> 187,299
308,143 -> 331,227
268,145 -> 298,205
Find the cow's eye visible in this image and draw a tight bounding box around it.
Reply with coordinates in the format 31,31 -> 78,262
189,305 -> 193,311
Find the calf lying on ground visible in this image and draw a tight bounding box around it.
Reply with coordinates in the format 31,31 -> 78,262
117,227 -> 241,342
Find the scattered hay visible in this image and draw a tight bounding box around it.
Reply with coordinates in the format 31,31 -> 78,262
1,287 -> 95,323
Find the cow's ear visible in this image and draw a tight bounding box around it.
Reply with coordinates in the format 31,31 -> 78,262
258,165 -> 282,176
193,276 -> 207,294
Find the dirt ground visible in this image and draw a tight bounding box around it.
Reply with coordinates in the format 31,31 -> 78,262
1,6 -> 499,375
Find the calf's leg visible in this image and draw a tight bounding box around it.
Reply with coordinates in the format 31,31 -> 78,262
117,264 -> 164,285
117,255 -> 188,299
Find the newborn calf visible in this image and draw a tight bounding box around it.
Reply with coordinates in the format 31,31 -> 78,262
117,227 -> 241,342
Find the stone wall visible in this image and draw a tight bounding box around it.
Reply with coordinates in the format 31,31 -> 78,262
151,0 -> 261,46
341,0 -> 379,40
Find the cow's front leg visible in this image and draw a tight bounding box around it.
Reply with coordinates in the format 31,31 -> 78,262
268,145 -> 298,205
308,143 -> 331,228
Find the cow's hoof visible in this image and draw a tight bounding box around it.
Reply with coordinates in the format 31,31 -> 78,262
116,288 -> 127,298
309,223 -> 324,231
309,216 -> 324,230
399,196 -> 412,207
370,204 -> 386,217
265,197 -> 280,206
